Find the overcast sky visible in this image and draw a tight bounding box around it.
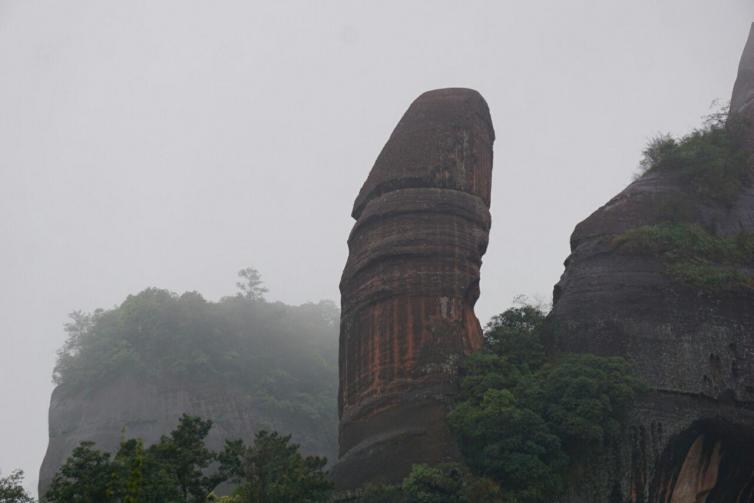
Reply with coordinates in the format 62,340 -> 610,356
1,0 -> 752,494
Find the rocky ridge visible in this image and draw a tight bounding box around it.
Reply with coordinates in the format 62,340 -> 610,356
549,23 -> 754,502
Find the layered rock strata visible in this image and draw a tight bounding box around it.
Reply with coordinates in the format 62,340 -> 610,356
549,24 -> 754,502
333,88 -> 495,488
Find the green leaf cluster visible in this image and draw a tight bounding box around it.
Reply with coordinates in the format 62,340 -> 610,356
447,307 -> 645,503
221,431 -> 332,503
613,223 -> 754,292
637,109 -> 753,202
45,416 -> 332,503
0,470 -> 34,503
46,415 -> 221,503
352,464 -> 504,503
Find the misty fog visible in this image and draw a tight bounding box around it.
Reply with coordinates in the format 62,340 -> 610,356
1,0 -> 752,495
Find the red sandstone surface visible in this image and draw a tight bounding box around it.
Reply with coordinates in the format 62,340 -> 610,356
332,88 -> 494,488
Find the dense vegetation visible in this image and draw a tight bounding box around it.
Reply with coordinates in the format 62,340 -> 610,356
636,109 -> 752,202
352,464 -> 504,503
52,269 -> 339,455
613,223 -> 754,292
45,415 -> 331,503
215,430 -> 331,503
350,305 -> 645,503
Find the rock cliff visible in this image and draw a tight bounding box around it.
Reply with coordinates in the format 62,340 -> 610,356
39,294 -> 339,498
549,24 -> 754,502
40,375 -> 330,494
333,88 -> 495,488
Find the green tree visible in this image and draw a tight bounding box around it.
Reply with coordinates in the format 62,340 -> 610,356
449,389 -> 566,502
52,310 -> 96,385
537,354 -> 644,456
236,267 -> 268,301
46,415 -> 235,503
148,415 -> 220,502
484,304 -> 546,368
0,470 -> 34,503
448,305 -> 645,503
402,464 -> 504,503
353,465 -> 503,503
45,442 -> 114,502
115,439 -> 145,503
226,430 -> 332,503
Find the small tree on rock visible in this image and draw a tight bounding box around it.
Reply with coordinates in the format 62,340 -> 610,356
236,268 -> 268,301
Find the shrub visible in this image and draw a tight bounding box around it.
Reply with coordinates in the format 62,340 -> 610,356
352,465 -> 503,503
636,109 -> 753,202
613,223 -> 754,292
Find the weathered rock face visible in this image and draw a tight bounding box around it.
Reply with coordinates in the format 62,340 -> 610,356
549,24 -> 754,503
333,88 -> 494,488
39,374 -> 337,498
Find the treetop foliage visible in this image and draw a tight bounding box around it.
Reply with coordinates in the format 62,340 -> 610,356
54,268 -> 339,389
352,464 -> 504,503
220,430 -> 332,503
447,305 -> 645,502
235,268 -> 268,302
0,470 -> 34,503
45,415 -> 332,503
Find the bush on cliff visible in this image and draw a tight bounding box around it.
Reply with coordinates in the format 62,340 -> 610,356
613,223 -> 754,292
636,108 -> 753,202
447,306 -> 645,503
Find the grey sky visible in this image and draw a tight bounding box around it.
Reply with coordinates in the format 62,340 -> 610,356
1,0 -> 752,494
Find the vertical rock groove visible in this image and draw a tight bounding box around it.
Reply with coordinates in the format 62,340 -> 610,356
333,88 -> 495,489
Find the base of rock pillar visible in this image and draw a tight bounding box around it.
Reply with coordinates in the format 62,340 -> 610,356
331,396 -> 461,489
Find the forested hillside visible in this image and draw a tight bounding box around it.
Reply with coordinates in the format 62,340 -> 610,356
39,275 -> 339,496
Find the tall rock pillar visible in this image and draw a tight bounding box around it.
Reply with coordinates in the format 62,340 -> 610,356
333,88 -> 495,488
